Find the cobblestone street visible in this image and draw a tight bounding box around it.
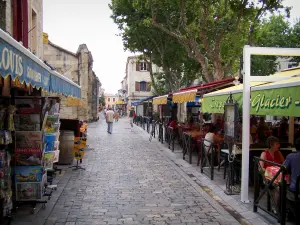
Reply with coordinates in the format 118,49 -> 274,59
13,116 -> 240,225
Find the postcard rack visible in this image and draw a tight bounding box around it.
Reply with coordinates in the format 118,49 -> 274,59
13,97 -> 59,213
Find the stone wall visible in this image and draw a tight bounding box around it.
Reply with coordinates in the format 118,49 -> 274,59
77,45 -> 89,121
43,42 -> 78,82
43,41 -> 80,120
28,0 -> 43,58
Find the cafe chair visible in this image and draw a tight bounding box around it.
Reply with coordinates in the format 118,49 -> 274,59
178,127 -> 184,148
286,175 -> 300,224
201,139 -> 216,180
168,127 -> 175,152
183,133 -> 193,163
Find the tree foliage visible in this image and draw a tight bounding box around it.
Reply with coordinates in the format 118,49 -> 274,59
110,0 -> 291,88
99,93 -> 105,106
110,0 -> 202,94
251,15 -> 300,76
149,0 -> 289,81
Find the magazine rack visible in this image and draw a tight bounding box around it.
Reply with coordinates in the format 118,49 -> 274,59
14,97 -> 59,213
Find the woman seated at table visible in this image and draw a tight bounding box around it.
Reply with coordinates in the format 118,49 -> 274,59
203,125 -> 224,153
260,136 -> 284,173
260,136 -> 284,214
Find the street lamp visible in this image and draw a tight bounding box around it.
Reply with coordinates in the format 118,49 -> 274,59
224,93 -> 240,195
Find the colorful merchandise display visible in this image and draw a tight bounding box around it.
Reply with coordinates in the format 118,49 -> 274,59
0,103 -> 15,221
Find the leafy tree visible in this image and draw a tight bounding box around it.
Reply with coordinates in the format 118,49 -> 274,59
110,0 -> 202,94
251,15 -> 300,76
99,93 -> 105,106
149,0 -> 289,81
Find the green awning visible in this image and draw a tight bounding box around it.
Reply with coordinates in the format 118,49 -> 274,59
202,92 -> 242,114
250,76 -> 300,116
202,82 -> 265,114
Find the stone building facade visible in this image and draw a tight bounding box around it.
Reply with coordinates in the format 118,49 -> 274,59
0,0 -> 43,59
43,38 -> 100,121
104,94 -> 119,109
121,56 -> 160,112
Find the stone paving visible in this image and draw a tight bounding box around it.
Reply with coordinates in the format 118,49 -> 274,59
12,116 -> 241,225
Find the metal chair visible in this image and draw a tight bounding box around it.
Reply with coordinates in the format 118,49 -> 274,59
183,132 -> 192,164
168,127 -> 175,152
200,139 -> 215,180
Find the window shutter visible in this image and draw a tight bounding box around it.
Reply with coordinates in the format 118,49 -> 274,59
136,62 -> 140,71
147,82 -> 151,91
135,81 -> 140,91
147,63 -> 150,71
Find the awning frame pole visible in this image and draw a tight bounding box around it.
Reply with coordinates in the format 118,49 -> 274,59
241,45 -> 300,203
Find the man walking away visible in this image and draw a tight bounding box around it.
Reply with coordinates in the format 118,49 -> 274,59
106,108 -> 114,134
129,109 -> 134,131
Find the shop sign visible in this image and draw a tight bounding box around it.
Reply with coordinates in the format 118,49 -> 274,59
0,38 -> 50,90
250,86 -> 300,116
251,94 -> 292,113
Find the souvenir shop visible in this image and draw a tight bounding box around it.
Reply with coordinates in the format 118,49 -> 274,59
0,29 -> 82,223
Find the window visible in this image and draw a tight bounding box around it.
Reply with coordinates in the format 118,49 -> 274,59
113,98 -> 115,102
135,82 -> 151,92
136,62 -> 149,71
108,98 -> 110,102
140,62 -> 147,71
140,81 -> 147,91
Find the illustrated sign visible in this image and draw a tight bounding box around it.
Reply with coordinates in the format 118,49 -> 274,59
250,86 -> 300,116
73,137 -> 85,160
0,38 -> 50,90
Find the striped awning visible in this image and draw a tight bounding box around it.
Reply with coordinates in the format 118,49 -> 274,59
172,89 -> 197,103
153,95 -> 168,105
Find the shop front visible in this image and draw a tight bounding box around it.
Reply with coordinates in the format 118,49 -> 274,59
0,28 -> 82,222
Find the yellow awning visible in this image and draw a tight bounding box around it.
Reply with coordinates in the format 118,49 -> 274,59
115,100 -> 124,105
273,67 -> 300,77
172,89 -> 197,103
153,95 -> 168,105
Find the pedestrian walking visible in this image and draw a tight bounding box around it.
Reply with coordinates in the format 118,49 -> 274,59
129,109 -> 135,131
106,108 -> 114,134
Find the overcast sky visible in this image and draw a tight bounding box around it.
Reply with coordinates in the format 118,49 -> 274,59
43,0 -> 299,94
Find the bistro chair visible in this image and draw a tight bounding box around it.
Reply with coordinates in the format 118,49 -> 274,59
201,139 -> 215,180
164,124 -> 169,143
168,127 -> 175,152
183,133 -> 193,164
178,126 -> 184,148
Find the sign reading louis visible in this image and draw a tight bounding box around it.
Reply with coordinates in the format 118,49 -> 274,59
0,38 -> 50,90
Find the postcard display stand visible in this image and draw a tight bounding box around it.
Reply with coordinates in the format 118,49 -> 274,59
0,101 -> 15,224
14,97 -> 59,213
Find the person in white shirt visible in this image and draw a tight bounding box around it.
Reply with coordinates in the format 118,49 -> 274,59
106,108 -> 114,134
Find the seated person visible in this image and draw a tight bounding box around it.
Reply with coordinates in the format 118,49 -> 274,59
257,117 -> 270,141
284,138 -> 300,194
204,125 -> 224,153
169,119 -> 177,129
260,136 -> 284,214
260,136 -> 284,173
